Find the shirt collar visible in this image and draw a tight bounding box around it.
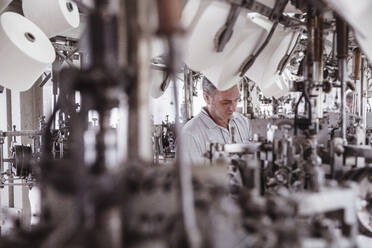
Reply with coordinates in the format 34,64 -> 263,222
200,108 -> 236,129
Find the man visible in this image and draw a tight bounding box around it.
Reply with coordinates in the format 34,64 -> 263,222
182,77 -> 251,165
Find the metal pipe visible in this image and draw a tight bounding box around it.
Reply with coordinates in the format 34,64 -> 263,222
313,12 -> 324,123
183,66 -> 194,121
8,174 -> 14,208
339,59 -> 347,141
1,183 -> 33,187
353,48 -> 362,116
243,78 -> 249,116
1,177 -> 31,181
52,77 -> 58,130
60,140 -> 64,159
0,138 -> 4,173
353,48 -> 361,81
314,14 -> 323,73
6,89 -> 14,208
336,17 -> 348,142
125,0 -> 152,162
0,130 -> 42,137
306,7 -> 314,83
171,70 -> 202,248
361,57 -> 366,127
156,0 -> 201,246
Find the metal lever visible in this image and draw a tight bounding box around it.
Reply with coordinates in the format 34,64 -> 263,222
214,4 -> 241,52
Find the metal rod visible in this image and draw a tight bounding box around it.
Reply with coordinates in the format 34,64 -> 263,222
336,17 -> 348,142
361,57 -> 366,127
60,140 -> 64,159
53,79 -> 58,130
339,59 -> 347,141
157,0 -> 201,244
0,177 -> 32,181
6,89 -> 14,208
243,78 -> 249,116
0,130 -> 42,137
353,48 -> 362,116
8,174 -> 14,208
0,183 -> 33,187
125,0 -> 152,162
170,59 -> 202,248
183,66 -> 194,121
0,140 -> 3,174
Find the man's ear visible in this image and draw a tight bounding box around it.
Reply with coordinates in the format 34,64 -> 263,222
203,92 -> 211,105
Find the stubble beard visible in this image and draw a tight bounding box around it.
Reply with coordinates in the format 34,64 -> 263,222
211,103 -> 229,127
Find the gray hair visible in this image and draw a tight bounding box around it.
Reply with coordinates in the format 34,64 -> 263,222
202,77 -> 217,97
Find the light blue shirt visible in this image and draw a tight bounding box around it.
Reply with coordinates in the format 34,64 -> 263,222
181,108 -> 251,165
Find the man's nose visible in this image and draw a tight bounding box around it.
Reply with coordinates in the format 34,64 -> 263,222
228,104 -> 236,112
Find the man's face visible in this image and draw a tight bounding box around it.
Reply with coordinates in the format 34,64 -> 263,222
204,85 -> 240,124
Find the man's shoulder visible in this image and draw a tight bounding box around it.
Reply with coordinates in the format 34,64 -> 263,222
182,113 -> 207,135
